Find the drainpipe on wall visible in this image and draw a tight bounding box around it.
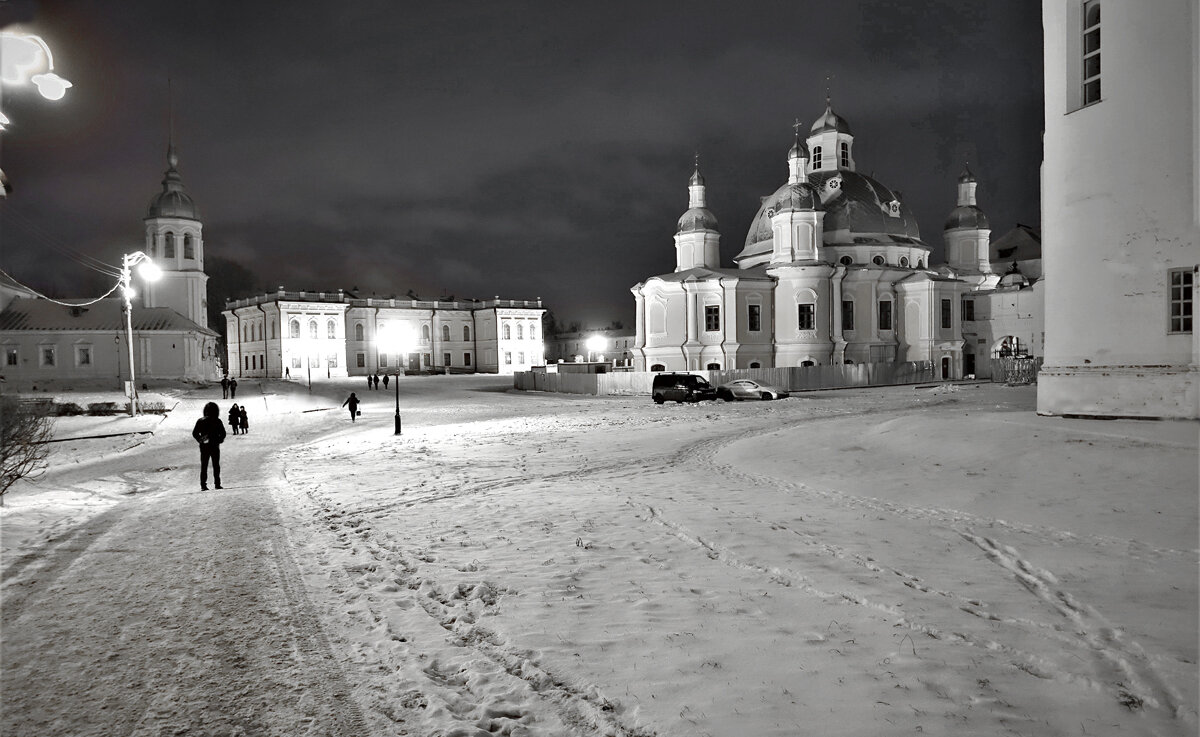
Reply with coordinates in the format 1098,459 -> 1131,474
830,264 -> 847,365
232,310 -> 242,378
255,304 -> 268,377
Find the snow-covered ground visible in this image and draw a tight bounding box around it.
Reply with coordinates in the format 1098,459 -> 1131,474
2,376 -> 1196,736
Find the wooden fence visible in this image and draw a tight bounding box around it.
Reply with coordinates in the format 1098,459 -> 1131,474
514,361 -> 935,396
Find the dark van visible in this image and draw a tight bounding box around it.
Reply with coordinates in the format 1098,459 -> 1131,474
652,373 -> 718,404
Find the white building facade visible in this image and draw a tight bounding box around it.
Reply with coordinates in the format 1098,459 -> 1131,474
632,103 -> 1019,381
1038,0 -> 1199,418
224,292 -> 544,379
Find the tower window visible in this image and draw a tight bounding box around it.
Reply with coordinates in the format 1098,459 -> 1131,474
164,233 -> 176,259
840,142 -> 849,168
705,305 -> 720,332
183,234 -> 195,260
797,303 -> 815,331
811,145 -> 822,170
748,304 -> 761,332
1169,268 -> 1193,333
1082,1 -> 1101,106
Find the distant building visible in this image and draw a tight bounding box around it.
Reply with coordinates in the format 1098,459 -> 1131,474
631,101 -> 1038,381
0,145 -> 221,385
545,328 -> 636,366
222,291 -> 544,378
1039,0 -> 1198,418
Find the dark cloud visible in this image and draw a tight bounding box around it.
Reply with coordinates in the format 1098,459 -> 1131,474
1,0 -> 1042,328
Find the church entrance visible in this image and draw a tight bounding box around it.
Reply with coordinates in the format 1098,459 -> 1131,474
963,352 -> 975,377
941,356 -> 951,379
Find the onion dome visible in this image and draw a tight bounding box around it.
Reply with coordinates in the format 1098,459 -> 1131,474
774,182 -> 822,213
944,205 -> 990,230
788,134 -> 809,160
689,166 -> 705,186
146,144 -> 199,220
958,163 -> 977,183
810,100 -> 852,136
677,207 -> 719,233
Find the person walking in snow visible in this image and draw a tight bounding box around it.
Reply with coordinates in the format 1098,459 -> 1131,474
220,376 -> 229,399
228,403 -> 241,435
192,401 -> 226,490
382,374 -> 389,390
342,392 -> 360,422
229,378 -> 238,398
238,405 -> 249,434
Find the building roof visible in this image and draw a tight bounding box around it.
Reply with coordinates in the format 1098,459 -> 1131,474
738,170 -> 924,263
989,224 -> 1042,263
677,207 -> 719,233
642,266 -> 773,285
810,101 -> 852,135
945,204 -> 990,231
0,297 -> 216,334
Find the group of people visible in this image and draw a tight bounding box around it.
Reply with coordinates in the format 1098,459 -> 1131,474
366,374 -> 390,390
219,376 -> 238,399
227,403 -> 250,434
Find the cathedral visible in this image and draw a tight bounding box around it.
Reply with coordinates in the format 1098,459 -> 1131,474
631,100 -> 1028,380
0,144 -> 222,385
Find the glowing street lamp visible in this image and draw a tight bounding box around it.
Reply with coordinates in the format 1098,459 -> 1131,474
120,252 -> 161,416
0,31 -> 72,131
585,334 -> 606,363
378,324 -> 414,435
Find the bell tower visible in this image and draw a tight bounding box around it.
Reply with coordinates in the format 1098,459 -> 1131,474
141,140 -> 209,327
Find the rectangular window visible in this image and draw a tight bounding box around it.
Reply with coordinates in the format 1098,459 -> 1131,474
356,353 -> 365,368
518,351 -> 525,364
1082,1 -> 1101,105
705,305 -> 720,332
292,356 -> 302,369
443,352 -> 451,366
464,352 -> 472,366
504,351 -> 512,364
5,347 -> 17,366
1169,268 -> 1194,333
842,300 -> 854,331
748,304 -> 761,332
244,355 -> 249,370
327,353 -> 338,368
840,142 -> 849,168
379,354 -> 388,368
797,303 -> 815,331
941,298 -> 952,329
309,355 -> 319,369
878,300 -> 893,331
812,145 -> 822,170
962,298 -> 975,322
76,346 -> 92,366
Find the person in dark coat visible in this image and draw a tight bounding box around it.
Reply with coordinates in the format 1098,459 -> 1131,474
382,374 -> 390,389
229,378 -> 238,398
228,404 -> 240,435
220,376 -> 229,399
239,405 -> 249,434
192,401 -> 227,490
342,392 -> 360,421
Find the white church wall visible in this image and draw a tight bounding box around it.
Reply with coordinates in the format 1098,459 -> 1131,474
1039,0 -> 1199,418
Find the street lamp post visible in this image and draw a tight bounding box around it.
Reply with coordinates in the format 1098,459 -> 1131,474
378,325 -> 413,435
119,251 -> 161,416
0,32 -> 73,133
586,335 -> 606,363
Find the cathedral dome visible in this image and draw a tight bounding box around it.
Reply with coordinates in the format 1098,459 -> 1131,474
944,205 -> 989,230
788,136 -> 808,160
775,183 -> 822,212
738,170 -> 923,263
810,103 -> 852,135
677,207 -> 719,233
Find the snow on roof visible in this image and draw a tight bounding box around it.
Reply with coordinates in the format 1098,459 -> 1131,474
0,297 -> 216,334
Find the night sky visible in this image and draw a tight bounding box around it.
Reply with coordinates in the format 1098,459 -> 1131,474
1,1 -> 1043,330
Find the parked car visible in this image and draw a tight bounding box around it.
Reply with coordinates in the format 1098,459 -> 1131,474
716,379 -> 790,401
652,373 -> 718,404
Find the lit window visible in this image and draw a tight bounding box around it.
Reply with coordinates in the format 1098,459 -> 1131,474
879,300 -> 893,331
290,319 -> 300,339
504,351 -> 512,364
4,346 -> 17,366
327,353 -> 338,368
941,299 -> 952,329
1169,268 -> 1193,333
503,324 -> 512,340
291,356 -> 302,369
1082,1 -> 1101,106
748,304 -> 761,332
309,320 -> 318,340
327,319 -> 336,339
705,305 -> 720,332
518,351 -> 525,364
811,145 -> 822,170
842,300 -> 854,331
529,324 -> 537,340
798,303 -> 815,331
517,324 -> 524,340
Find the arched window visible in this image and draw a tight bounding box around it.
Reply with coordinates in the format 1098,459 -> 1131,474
421,324 -> 431,342
183,234 -> 195,259
270,321 -> 275,340
1082,1 -> 1101,106
442,324 -> 450,342
309,320 -> 318,340
749,361 -> 761,369
801,360 -> 815,367
516,324 -> 524,340
354,323 -> 364,341
651,363 -> 666,372
327,319 -> 336,339
502,323 -> 511,340
463,325 -> 471,341
706,362 -> 721,370
811,145 -> 822,170
840,142 -> 850,168
242,325 -> 248,342
149,234 -> 157,257
290,319 -> 300,339
164,233 -> 176,258
529,324 -> 537,340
